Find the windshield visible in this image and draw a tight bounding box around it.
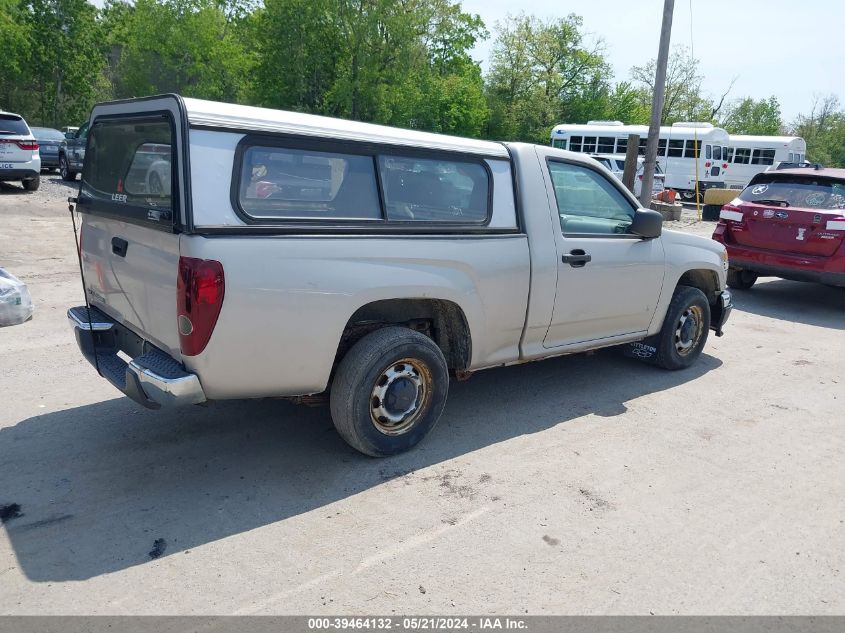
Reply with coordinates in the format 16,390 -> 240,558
31,127 -> 65,141
0,114 -> 30,136
740,177 -> 845,210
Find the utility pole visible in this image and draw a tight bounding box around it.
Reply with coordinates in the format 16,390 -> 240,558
621,134 -> 640,194
639,0 -> 675,206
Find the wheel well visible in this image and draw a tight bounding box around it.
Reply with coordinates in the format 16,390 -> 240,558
335,299 -> 471,374
678,269 -> 718,303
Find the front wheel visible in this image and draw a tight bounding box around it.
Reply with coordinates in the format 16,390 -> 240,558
330,326 -> 449,457
59,155 -> 76,181
654,286 -> 711,370
727,268 -> 758,290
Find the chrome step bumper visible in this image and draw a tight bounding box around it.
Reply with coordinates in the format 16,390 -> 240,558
68,306 -> 206,409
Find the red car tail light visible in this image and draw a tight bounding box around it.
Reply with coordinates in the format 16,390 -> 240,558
177,256 -> 225,356
16,140 -> 39,151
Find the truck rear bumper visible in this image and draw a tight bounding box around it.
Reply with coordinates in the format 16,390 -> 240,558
68,305 -> 206,409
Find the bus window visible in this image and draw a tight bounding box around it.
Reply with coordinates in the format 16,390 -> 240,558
726,147 -> 734,163
788,152 -> 794,162
616,138 -> 627,153
734,148 -> 751,164
713,146 -> 722,161
597,136 -> 615,153
552,139 -> 567,150
668,140 -> 684,157
658,139 -> 667,156
570,136 -> 583,152
582,136 -> 597,153
638,137 -> 647,155
684,140 -> 701,159
751,149 -> 775,165
705,145 -> 712,160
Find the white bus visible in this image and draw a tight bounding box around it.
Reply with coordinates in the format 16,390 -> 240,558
724,134 -> 807,189
550,120 -> 729,200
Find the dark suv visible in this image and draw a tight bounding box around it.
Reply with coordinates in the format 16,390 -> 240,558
59,121 -> 89,181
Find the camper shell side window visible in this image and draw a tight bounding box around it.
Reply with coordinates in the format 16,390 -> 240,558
231,135 -> 493,227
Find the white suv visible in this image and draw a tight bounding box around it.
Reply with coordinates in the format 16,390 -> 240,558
0,111 -> 41,191
590,153 -> 664,198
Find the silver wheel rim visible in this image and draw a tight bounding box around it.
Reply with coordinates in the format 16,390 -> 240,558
675,305 -> 704,356
370,358 -> 431,435
60,157 -> 67,178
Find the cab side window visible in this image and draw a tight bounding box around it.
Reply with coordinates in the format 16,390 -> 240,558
547,161 -> 637,235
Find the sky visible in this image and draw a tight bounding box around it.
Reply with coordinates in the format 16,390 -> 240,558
461,0 -> 844,123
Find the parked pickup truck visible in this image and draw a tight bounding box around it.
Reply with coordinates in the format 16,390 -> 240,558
68,95 -> 732,456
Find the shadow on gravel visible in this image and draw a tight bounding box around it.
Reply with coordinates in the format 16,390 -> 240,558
731,278 -> 845,330
0,349 -> 720,581
1,176 -> 79,195
0,181 -> 33,195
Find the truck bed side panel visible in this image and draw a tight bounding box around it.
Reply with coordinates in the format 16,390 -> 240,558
179,235 -> 530,399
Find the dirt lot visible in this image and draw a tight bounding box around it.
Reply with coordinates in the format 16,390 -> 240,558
1,178 -> 843,614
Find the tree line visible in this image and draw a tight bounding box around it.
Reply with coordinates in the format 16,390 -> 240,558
1,0 -> 843,165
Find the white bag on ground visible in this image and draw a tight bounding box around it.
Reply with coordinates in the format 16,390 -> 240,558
0,268 -> 33,326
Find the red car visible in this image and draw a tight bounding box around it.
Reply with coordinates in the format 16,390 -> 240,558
712,167 -> 845,289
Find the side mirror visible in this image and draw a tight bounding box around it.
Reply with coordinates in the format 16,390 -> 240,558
629,208 -> 663,239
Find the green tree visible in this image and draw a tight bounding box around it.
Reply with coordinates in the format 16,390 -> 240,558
484,13 -> 612,143
720,96 -> 782,135
792,94 -> 845,167
631,46 -> 734,124
0,0 -> 32,114
21,0 -> 109,126
253,0 -> 487,136
108,0 -> 255,102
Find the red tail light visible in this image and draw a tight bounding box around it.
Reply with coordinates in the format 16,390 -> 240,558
16,140 -> 38,151
705,161 -> 712,168
722,163 -> 728,169
177,256 -> 225,356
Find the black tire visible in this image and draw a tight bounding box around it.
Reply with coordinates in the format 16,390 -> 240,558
727,268 -> 758,290
22,175 -> 40,191
654,285 -> 711,370
59,154 -> 76,181
329,326 -> 449,457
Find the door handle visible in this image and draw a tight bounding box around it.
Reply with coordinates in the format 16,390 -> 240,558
111,236 -> 128,257
562,249 -> 591,267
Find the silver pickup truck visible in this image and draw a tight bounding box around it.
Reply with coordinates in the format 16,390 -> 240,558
68,95 -> 732,456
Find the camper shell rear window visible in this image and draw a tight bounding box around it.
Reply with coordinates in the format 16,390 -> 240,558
79,114 -> 176,230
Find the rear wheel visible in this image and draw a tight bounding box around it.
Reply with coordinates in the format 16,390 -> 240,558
329,326 -> 449,457
727,268 -> 758,290
59,155 -> 76,181
22,175 -> 40,191
654,285 -> 711,370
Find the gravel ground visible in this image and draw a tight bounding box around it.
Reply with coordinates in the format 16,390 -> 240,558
0,181 -> 843,615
